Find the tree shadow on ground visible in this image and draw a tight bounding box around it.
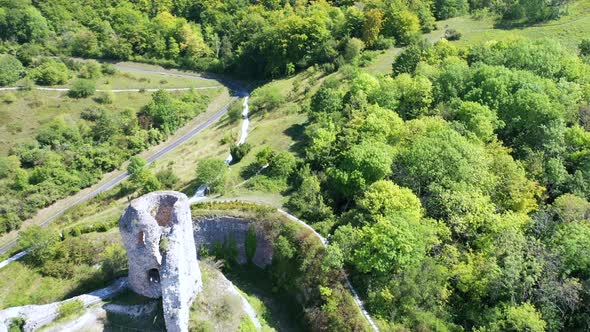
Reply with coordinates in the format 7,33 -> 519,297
239,162 -> 264,180
223,264 -> 306,332
283,122 -> 307,158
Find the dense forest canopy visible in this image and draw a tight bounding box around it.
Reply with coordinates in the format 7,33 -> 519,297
1,0 -> 590,331
0,0 -> 572,78
284,37 -> 590,331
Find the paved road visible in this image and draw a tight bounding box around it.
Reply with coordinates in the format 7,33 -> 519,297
0,66 -> 244,256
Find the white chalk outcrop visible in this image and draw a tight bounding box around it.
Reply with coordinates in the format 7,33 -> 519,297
119,191 -> 201,332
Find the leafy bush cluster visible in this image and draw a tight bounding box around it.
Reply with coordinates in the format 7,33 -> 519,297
287,38 -> 590,331
0,89 -> 209,234
18,226 -> 128,281
63,219 -> 118,238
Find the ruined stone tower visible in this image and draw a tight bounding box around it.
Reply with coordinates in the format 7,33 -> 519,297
119,191 -> 201,332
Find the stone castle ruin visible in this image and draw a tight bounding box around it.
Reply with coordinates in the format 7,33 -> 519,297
119,191 -> 201,332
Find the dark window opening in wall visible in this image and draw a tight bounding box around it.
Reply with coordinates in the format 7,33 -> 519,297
138,231 -> 145,245
148,268 -> 160,284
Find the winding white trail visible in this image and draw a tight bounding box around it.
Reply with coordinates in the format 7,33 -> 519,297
225,96 -> 250,164
0,278 -> 128,332
190,96 -> 249,202
219,271 -> 262,330
0,250 -> 27,269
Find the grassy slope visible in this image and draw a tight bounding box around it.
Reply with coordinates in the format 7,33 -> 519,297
0,70 -> 223,155
0,90 -> 148,155
445,0 -> 590,51
365,0 -> 590,75
0,229 -> 121,309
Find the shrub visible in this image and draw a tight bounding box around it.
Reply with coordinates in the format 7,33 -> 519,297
101,243 -> 128,278
2,92 -> 17,104
343,38 -> 365,62
156,169 -> 180,189
580,39 -> 590,57
78,60 -> 102,79
20,78 -> 34,91
8,317 -> 24,332
0,55 -> 24,86
68,79 -> 96,98
58,299 -> 84,319
81,108 -> 103,121
101,63 -> 117,75
69,227 -> 82,237
250,86 -> 284,112
94,91 -> 114,104
229,143 -> 252,164
373,36 -> 396,50
28,61 -> 70,85
444,29 -> 462,41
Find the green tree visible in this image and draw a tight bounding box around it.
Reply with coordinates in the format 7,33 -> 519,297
195,158 -> 228,193
362,8 -> 384,48
140,90 -> 180,134
358,180 -> 423,221
68,79 -> 96,98
351,216 -> 429,274
127,156 -> 147,176
480,303 -> 547,332
28,61 -> 70,85
266,151 -> 296,179
286,165 -> 333,223
448,100 -> 502,141
434,0 -> 469,19
328,141 -> 394,199
0,55 -> 24,86
552,221 -> 590,277
383,6 -> 420,45
18,226 -> 59,266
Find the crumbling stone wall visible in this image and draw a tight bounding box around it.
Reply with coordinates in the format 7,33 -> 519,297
193,216 -> 273,268
119,191 -> 201,332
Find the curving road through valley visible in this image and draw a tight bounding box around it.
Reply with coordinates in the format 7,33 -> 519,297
0,64 -> 246,256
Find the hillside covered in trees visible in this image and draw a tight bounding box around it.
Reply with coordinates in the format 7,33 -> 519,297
1,0 -> 590,331
286,37 -> 590,331
0,0 -> 572,78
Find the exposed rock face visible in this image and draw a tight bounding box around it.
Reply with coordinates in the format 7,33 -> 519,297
193,216 -> 273,268
0,278 -> 128,332
119,191 -> 201,332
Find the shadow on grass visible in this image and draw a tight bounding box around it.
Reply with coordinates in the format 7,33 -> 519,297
102,290 -> 165,332
62,270 -> 128,301
223,264 -> 306,332
283,122 -> 307,158
239,162 -> 264,180
179,179 -> 200,197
